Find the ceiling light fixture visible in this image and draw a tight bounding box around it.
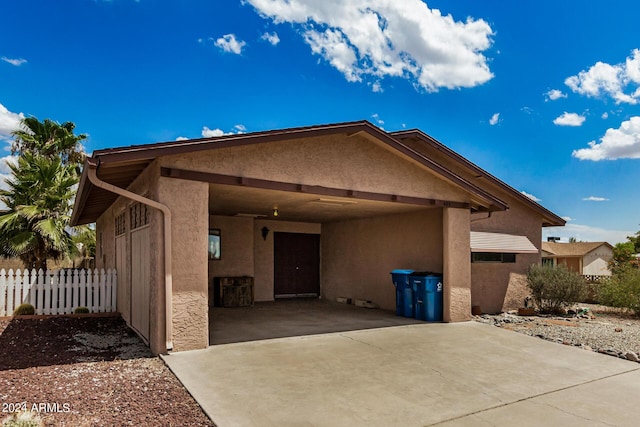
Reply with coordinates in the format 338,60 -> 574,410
273,207 -> 279,217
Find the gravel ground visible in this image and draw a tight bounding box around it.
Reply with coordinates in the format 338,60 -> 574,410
474,304 -> 640,362
0,316 -> 214,427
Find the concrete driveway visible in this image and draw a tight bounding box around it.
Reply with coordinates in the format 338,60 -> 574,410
163,322 -> 640,426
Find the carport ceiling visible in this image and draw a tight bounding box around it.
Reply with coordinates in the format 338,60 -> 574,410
208,184 -> 432,223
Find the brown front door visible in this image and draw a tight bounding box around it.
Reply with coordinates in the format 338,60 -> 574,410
274,232 -> 320,298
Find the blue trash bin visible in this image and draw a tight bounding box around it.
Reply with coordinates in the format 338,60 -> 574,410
390,269 -> 414,317
410,272 -> 443,321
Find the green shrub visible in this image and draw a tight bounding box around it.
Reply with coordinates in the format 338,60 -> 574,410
13,304 -> 35,316
527,264 -> 586,314
598,267 -> 640,314
74,306 -> 90,314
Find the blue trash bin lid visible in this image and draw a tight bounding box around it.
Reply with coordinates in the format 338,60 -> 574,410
391,269 -> 414,274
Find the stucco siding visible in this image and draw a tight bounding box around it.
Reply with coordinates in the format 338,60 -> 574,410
208,215 -> 254,279
321,209 -> 442,311
159,134 -> 470,204
158,176 -> 209,352
470,195 -> 542,313
95,161 -> 163,343
443,208 -> 471,322
583,247 -> 613,276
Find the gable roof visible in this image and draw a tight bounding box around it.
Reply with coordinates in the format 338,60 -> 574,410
391,129 -> 565,227
541,242 -> 613,257
72,120 -> 513,225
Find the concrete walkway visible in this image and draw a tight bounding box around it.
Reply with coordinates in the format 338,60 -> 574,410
163,322 -> 640,426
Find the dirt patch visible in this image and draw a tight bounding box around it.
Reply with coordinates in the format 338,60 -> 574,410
0,316 -> 214,426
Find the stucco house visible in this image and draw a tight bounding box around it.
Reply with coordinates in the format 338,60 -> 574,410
541,241 -> 613,278
71,120 -> 564,354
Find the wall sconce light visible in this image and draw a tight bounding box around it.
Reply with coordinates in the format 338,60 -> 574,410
261,226 -> 270,241
273,207 -> 279,217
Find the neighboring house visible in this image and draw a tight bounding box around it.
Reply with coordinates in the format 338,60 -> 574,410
71,120 -> 564,354
541,242 -> 613,277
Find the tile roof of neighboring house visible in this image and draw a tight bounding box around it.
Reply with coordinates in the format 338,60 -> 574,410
541,242 -> 613,257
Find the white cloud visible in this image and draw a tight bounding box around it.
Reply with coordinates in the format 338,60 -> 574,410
175,136 -> 189,141
214,34 -> 246,54
489,112 -> 500,125
601,112 -> 609,119
0,102 -> 24,142
370,81 -> 383,93
543,223 -> 632,244
371,113 -> 384,126
582,196 -> 609,202
572,116 -> 640,161
201,124 -> 247,138
202,127 -> 226,138
553,112 -> 585,127
0,155 -> 17,210
520,191 -> 541,202
246,0 -> 494,92
561,216 -> 573,222
261,32 -> 280,45
565,49 -> 640,104
0,155 -> 17,175
545,89 -> 567,101
1,57 -> 27,67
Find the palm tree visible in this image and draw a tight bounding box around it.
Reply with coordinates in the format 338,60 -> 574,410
0,152 -> 79,270
11,117 -> 86,166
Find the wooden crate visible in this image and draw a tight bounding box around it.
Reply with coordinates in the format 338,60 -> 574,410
212,276 -> 254,307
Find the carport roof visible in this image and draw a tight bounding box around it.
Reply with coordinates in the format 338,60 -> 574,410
72,120 -> 518,225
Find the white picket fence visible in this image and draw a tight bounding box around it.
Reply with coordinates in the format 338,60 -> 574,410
0,268 -> 117,317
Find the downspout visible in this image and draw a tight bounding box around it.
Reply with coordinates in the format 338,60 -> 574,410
470,211 -> 492,222
86,162 -> 173,352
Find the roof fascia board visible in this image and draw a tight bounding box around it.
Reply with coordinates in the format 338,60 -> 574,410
392,129 -> 565,226
91,120 -> 508,211
70,158 -> 96,226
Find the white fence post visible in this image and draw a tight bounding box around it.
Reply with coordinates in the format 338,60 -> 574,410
0,269 -> 6,317
44,270 -> 52,316
29,269 -> 37,308
7,269 -> 15,315
36,269 -> 44,315
112,269 -> 118,312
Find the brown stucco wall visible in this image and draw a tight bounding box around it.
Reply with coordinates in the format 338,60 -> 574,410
95,161 -> 165,353
321,209 -> 442,311
158,176 -> 209,352
209,215 -> 254,279
159,134 -> 469,204
470,194 -> 542,313
443,207 -> 471,322
400,137 -> 549,314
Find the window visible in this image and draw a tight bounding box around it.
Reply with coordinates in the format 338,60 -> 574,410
542,257 -> 554,266
471,252 -> 516,263
208,229 -> 221,260
130,202 -> 149,229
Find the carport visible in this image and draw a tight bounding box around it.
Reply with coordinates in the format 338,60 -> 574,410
72,120 -> 512,354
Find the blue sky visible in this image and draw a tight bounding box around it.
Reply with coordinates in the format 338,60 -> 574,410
1,0 -> 639,244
